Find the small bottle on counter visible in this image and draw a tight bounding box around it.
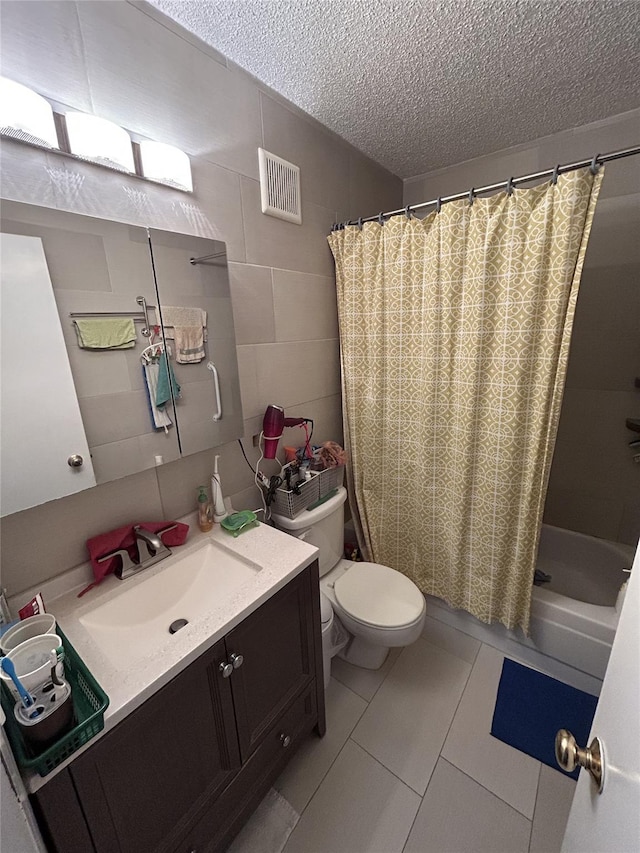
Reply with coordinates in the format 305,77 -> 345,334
197,486 -> 214,532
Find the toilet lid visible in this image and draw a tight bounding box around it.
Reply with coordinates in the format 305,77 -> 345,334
334,562 -> 424,629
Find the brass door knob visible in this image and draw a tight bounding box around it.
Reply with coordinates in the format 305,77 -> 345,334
555,729 -> 604,793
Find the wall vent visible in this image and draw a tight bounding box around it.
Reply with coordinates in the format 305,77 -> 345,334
258,148 -> 302,225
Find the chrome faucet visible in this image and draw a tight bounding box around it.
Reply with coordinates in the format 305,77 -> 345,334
97,524 -> 176,580
134,525 -> 165,558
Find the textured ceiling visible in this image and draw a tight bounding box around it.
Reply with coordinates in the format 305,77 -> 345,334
149,0 -> 640,178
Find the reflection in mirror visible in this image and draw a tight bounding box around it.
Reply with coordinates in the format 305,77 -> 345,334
0,201 -> 244,515
148,229 -> 243,458
0,232 -> 96,515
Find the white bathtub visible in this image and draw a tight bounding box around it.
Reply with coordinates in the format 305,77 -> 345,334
529,525 -> 633,679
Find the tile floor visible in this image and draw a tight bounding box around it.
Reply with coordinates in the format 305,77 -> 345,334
253,615 -> 579,852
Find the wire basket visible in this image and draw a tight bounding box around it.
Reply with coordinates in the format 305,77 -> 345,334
317,465 -> 344,497
0,625 -> 109,777
270,473 -> 320,519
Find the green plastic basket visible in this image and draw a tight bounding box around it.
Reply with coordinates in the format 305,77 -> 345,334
1,625 -> 109,777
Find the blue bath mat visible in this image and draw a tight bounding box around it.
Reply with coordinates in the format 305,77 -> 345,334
490,659 -> 598,779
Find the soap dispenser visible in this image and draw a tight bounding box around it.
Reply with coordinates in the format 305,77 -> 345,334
197,486 -> 214,532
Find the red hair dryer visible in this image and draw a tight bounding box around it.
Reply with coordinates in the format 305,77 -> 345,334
262,404 -> 285,459
262,405 -> 308,459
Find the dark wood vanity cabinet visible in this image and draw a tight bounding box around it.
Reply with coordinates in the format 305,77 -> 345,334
32,561 -> 325,853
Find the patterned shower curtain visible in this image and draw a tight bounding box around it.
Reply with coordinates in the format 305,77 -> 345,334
328,168 -> 602,633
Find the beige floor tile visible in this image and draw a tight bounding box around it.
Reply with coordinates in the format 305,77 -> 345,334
530,764 -> 577,853
351,637 -> 472,794
282,740 -> 420,853
275,678 -> 367,814
331,646 -> 402,702
404,758 -> 531,853
442,644 -> 541,818
420,615 -> 481,664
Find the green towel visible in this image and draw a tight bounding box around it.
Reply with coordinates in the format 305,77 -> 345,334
156,353 -> 181,410
73,318 -> 137,349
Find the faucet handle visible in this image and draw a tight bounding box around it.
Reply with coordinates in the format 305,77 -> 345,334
156,523 -> 178,540
97,548 -> 138,579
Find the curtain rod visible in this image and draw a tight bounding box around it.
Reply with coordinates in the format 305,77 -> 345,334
333,145 -> 640,230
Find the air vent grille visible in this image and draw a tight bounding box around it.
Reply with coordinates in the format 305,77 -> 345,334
258,148 -> 302,225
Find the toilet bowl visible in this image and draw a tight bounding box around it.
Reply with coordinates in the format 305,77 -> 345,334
271,486 -> 426,673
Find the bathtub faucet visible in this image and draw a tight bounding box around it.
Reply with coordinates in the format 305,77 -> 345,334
533,569 -> 552,586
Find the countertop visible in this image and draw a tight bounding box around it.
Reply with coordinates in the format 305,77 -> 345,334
21,519 -> 318,793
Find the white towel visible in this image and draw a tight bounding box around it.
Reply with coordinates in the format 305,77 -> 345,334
161,307 -> 207,363
143,363 -> 173,431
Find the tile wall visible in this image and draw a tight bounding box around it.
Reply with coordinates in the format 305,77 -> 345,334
404,110 -> 640,546
0,0 -> 402,597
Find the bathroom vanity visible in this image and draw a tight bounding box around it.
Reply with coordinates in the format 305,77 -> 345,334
20,524 -> 324,853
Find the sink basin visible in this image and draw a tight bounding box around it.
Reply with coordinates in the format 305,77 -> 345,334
79,541 -> 261,666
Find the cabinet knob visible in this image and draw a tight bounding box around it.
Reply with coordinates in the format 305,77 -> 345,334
229,652 -> 244,669
280,733 -> 291,748
67,454 -> 84,468
219,662 -> 233,678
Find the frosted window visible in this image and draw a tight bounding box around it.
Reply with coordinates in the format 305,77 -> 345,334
66,112 -> 135,173
139,140 -> 193,191
0,77 -> 59,148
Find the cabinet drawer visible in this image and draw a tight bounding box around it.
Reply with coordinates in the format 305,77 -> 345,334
177,684 -> 318,853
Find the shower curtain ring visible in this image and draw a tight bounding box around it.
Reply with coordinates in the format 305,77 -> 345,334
468,188 -> 475,206
506,177 -> 515,196
552,164 -> 560,185
358,217 -> 363,230
590,154 -> 601,174
405,205 -> 412,219
378,212 -> 385,226
436,197 -> 442,213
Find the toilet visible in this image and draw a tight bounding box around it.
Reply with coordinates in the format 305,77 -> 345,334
271,486 -> 426,680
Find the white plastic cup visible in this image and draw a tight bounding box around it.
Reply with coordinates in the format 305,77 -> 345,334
0,613 -> 57,655
0,633 -> 63,699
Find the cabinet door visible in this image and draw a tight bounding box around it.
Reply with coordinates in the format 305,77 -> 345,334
70,640 -> 240,853
0,232 -> 96,515
226,568 -> 316,762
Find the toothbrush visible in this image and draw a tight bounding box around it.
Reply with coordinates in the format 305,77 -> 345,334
1,656 -> 35,708
49,648 -> 65,686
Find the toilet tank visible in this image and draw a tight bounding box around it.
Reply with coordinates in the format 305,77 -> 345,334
271,486 -> 348,577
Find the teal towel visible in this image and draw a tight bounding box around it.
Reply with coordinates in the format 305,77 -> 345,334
156,354 -> 180,410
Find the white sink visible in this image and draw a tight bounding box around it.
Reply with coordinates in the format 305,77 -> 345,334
79,540 -> 261,666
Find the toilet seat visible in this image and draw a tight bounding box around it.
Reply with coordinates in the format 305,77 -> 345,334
334,562 -> 425,630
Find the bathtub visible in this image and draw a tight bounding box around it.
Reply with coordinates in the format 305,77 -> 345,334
421,523 -> 634,684
528,525 -> 633,679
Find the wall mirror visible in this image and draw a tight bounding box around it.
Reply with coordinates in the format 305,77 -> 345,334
0,201 -> 243,516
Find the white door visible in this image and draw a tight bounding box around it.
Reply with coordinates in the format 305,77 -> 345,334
1,233 -> 96,514
561,539 -> 640,852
